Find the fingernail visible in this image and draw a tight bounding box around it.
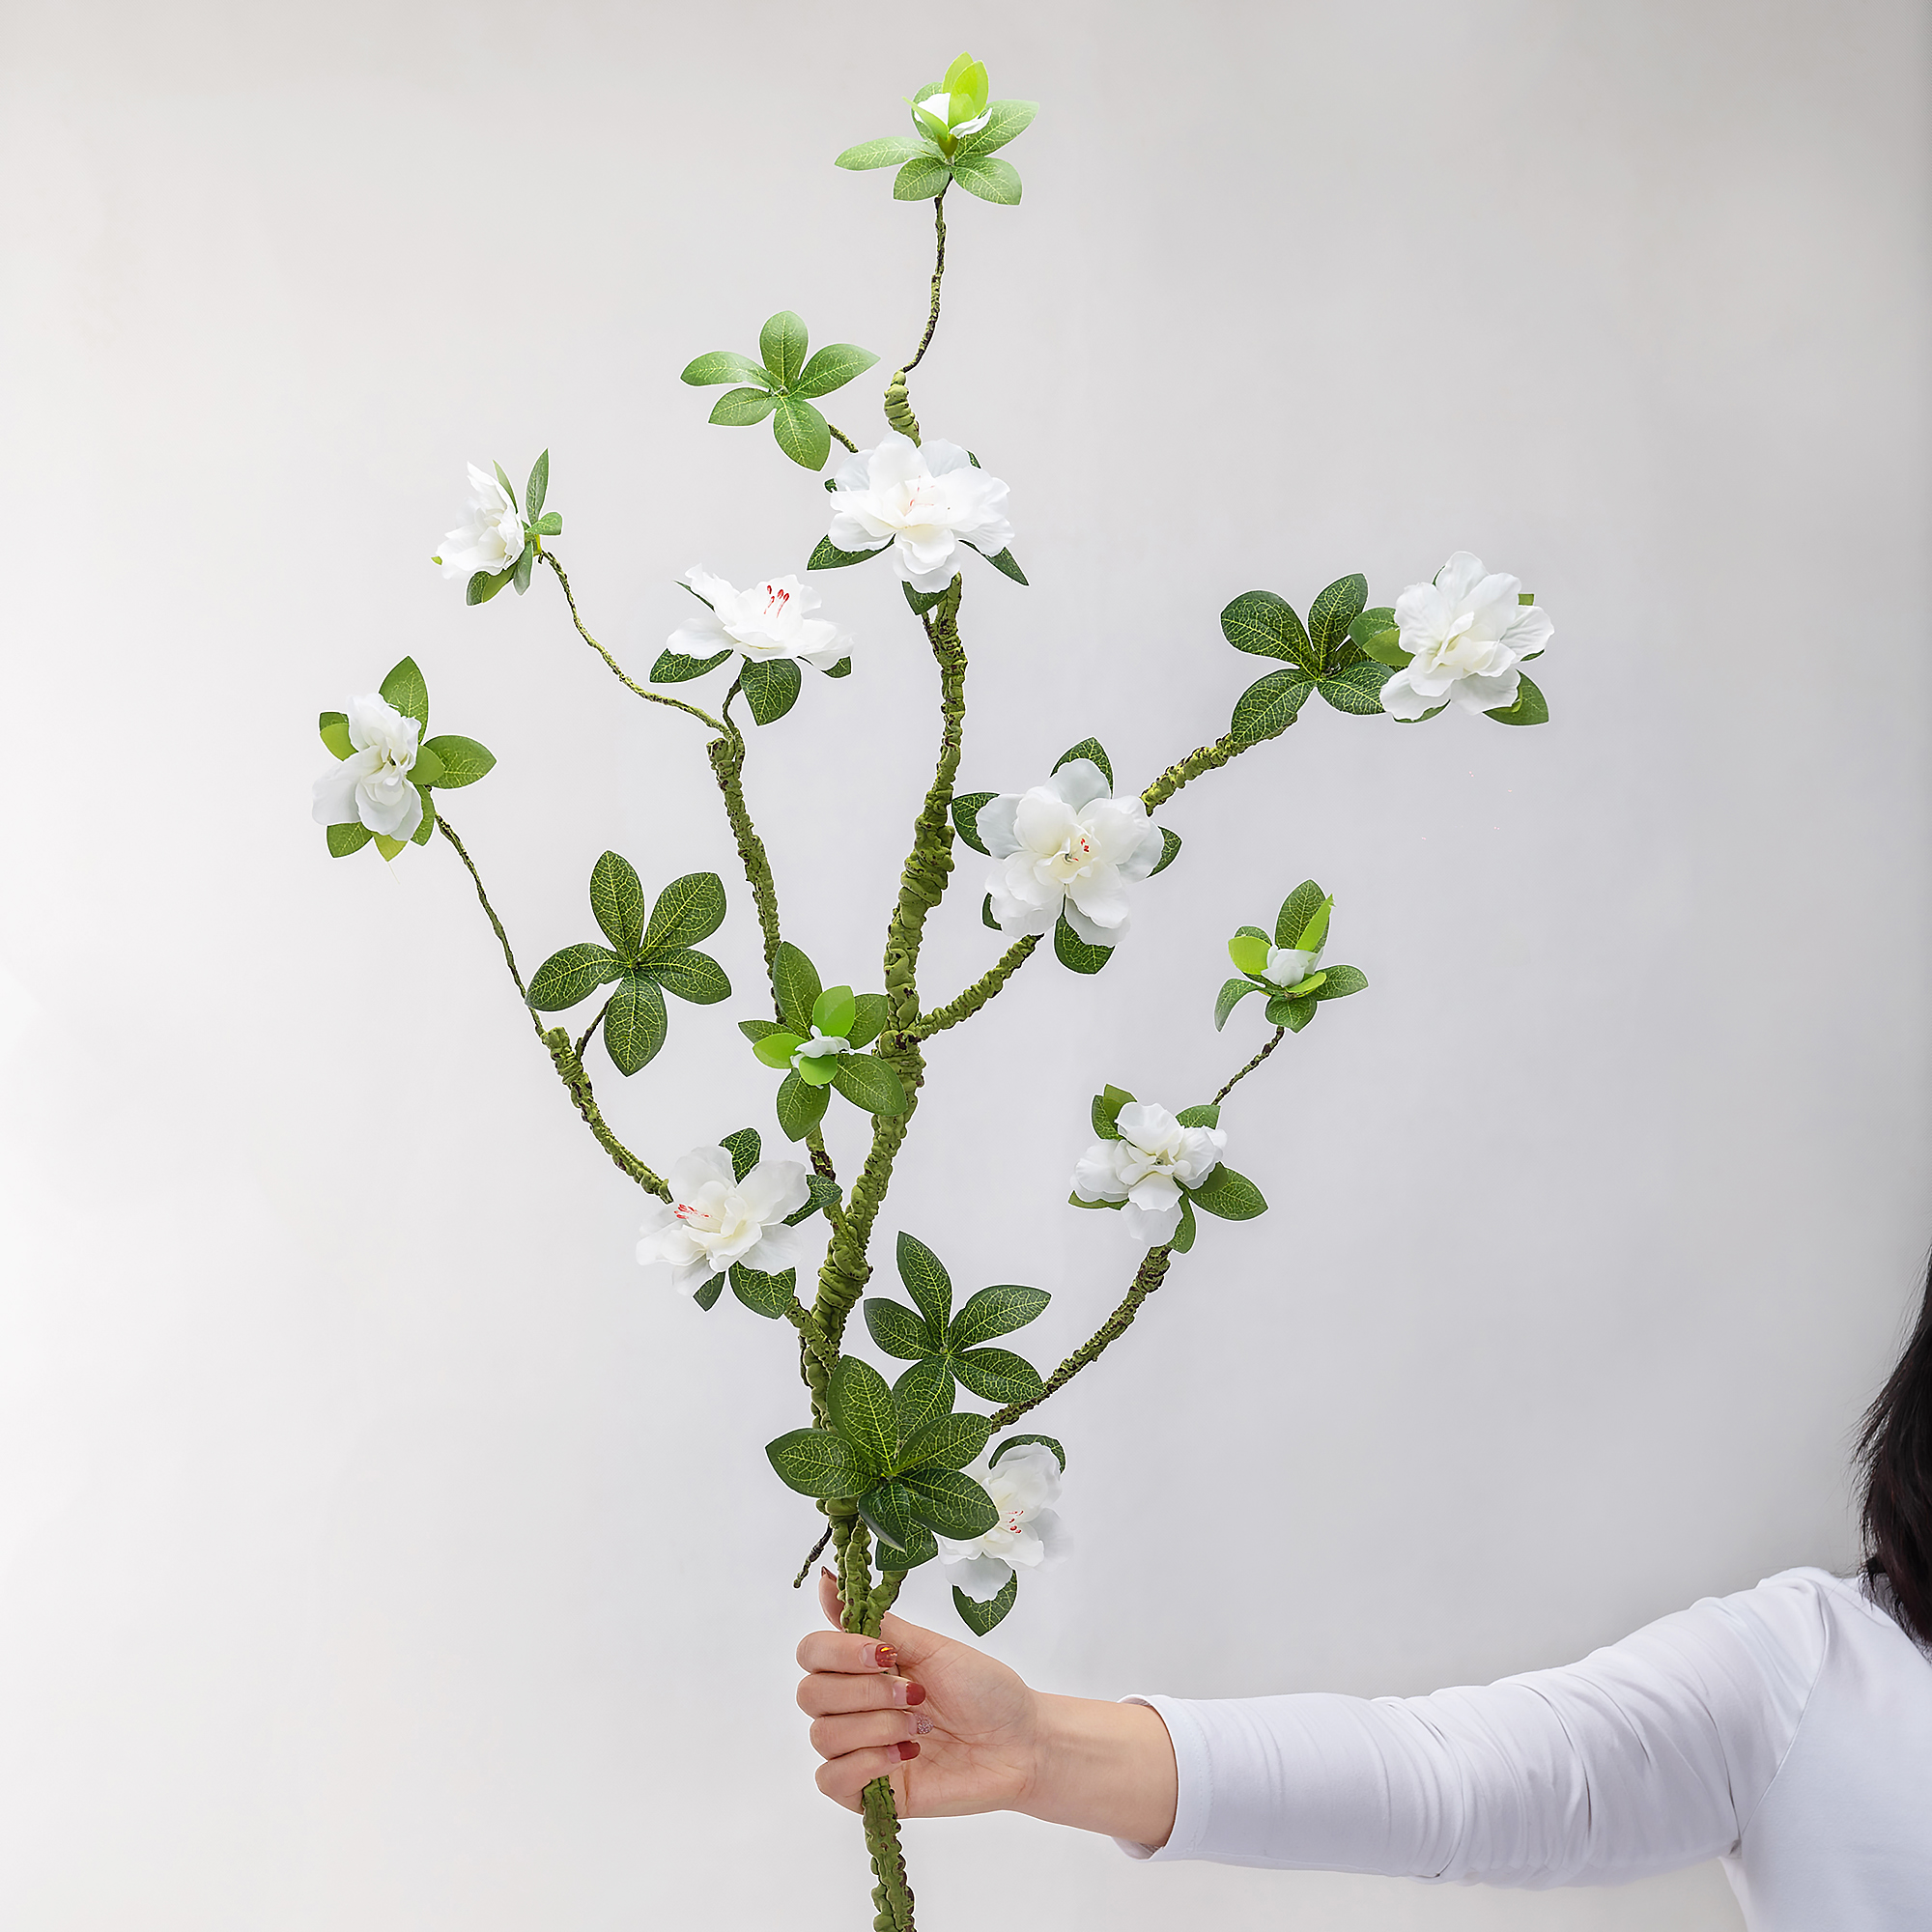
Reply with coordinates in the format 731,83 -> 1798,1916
821,1567 -> 835,1581
892,1740 -> 921,1762
911,1714 -> 933,1736
902,1681 -> 926,1708
872,1642 -> 898,1671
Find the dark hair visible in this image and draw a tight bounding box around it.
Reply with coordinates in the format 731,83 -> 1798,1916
1858,1251 -> 1932,1648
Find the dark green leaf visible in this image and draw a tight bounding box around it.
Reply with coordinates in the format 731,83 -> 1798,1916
1231,669 -> 1314,748
847,993 -> 889,1049
1349,607 -> 1408,668
1275,880 -> 1327,949
650,646 -> 733,684
896,1232 -> 953,1336
1176,1102 -> 1221,1128
1171,1194 -> 1198,1254
864,1298 -> 938,1361
379,656 -> 430,731
642,871 -> 727,952
643,947 -> 732,1005
875,1521 -> 939,1572
1312,964 -> 1368,1001
772,396 -> 832,471
808,535 -> 889,571
951,791 -> 996,855
896,1411 -> 993,1475
466,567 -> 513,605
513,545 -> 534,595
1054,914 -> 1114,975
836,134 -> 933,170
991,1433 -> 1065,1472
1150,826 -> 1181,877
708,385 -> 780,427
1215,976 -> 1264,1031
527,943 -> 624,1011
971,544 -> 1029,584
1189,1163 -> 1268,1221
901,1467 -> 998,1539
951,154 -> 1022,204
832,1054 -> 910,1116
1066,1191 -> 1118,1211
603,975 -> 668,1075
950,1285 -> 1050,1349
740,1017 -> 788,1045
822,657 -> 852,678
758,310 -> 810,386
326,820 -> 372,858
1487,670 -> 1549,726
681,350 -> 771,387
1268,994 -> 1319,1032
953,1571 -> 1017,1634
793,343 -> 880,400
1053,737 -> 1114,789
693,1278 -> 724,1311
1091,1085 -> 1134,1139
588,850 -> 645,956
786,1174 -> 842,1225
318,711 -> 353,759
857,1481 -> 928,1554
1220,590 -> 1316,670
830,1357 -> 899,1472
525,448 -> 549,521
953,99 -> 1037,156
1316,660 -> 1390,716
893,156 -> 952,200
720,1126 -> 760,1182
1308,573 -> 1369,661
420,733 -> 495,788
771,942 -> 822,1034
951,1347 -> 1044,1406
766,1428 -> 871,1499
893,1357 -> 955,1437
775,1069 -> 830,1142
902,580 -> 952,615
729,1261 -> 795,1319
982,894 -> 1001,930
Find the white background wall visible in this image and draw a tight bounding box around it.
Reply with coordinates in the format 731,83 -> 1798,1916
2,3 -> 1927,1927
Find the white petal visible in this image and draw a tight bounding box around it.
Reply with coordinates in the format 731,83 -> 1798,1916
922,440 -> 973,476
1453,668 -> 1521,713
942,1553 -> 1013,1604
741,1220 -> 805,1277
1501,605 -> 1554,658
667,608 -> 732,658
1125,1171 -> 1180,1212
1064,867 -> 1131,933
1049,758 -> 1111,810
737,1159 -> 810,1223
976,794 -> 1021,858
667,1147 -> 735,1200
311,760 -> 368,826
1013,789 -> 1077,859
1378,668 -> 1440,721
1061,896 -> 1122,948
1120,1199 -> 1182,1245
1435,551 -> 1488,600
1070,1144 -> 1128,1202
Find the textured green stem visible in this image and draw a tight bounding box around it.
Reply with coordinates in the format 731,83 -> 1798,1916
988,1245 -> 1174,1430
541,553 -> 725,731
783,1298 -> 840,1379
1215,1027 -> 1286,1104
707,727 -> 783,987
1140,728 -> 1245,810
827,420 -> 858,454
883,193 -> 947,443
908,932 -> 1039,1040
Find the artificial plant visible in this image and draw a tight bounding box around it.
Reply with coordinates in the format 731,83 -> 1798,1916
310,49 -> 1556,1931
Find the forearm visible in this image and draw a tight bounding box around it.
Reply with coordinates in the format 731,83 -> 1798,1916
1017,1695 -> 1178,1849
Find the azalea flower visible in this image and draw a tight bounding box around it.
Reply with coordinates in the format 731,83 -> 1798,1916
935,1444 -> 1068,1603
435,464 -> 526,580
1378,551 -> 1553,720
979,759 -> 1165,946
1071,1100 -> 1227,1245
636,1146 -> 810,1293
669,569 -> 852,669
826,432 -> 1012,591
310,692 -> 425,840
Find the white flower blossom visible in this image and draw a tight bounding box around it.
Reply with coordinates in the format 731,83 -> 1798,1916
792,1029 -> 852,1067
668,569 -> 853,669
936,1445 -> 1069,1603
826,432 -> 1012,592
1378,551 -> 1553,720
310,692 -> 425,840
1071,1100 -> 1227,1245
1262,943 -> 1322,989
435,464 -> 526,580
636,1146 -> 810,1294
978,760 -> 1164,946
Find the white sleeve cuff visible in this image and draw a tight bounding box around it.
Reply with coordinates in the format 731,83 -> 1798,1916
1111,1695 -> 1211,1861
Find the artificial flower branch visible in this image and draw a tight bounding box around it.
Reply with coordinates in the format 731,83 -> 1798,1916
540,552 -> 726,732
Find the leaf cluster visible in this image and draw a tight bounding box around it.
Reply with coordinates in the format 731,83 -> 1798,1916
738,943 -> 908,1141
861,1231 -> 1051,1408
680,313 -> 879,472
318,656 -> 497,864
528,857 -> 730,1075
835,53 -> 1036,208
460,452 -> 563,606
1075,1089 -> 1267,1253
1216,879 -> 1370,1035
1222,574 -> 1401,747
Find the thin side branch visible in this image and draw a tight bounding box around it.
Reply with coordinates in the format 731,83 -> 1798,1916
542,552 -> 726,731
826,421 -> 857,454
988,1246 -> 1175,1430
1215,1027 -> 1285,1104
1140,728 -> 1243,810
908,932 -> 1040,1040
904,193 -> 948,376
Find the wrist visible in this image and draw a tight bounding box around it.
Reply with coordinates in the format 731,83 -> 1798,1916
1016,1692 -> 1178,1849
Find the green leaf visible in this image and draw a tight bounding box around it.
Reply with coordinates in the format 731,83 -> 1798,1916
1066,1190 -> 1118,1211
693,1279 -> 724,1312
525,449 -> 549,521
954,99 -> 1037,156
894,156 -> 952,200
1487,670 -> 1549,726
841,994 -> 885,1051
830,1356 -> 899,1472
788,1174 -> 841,1225
642,871 -> 727,952
1228,932 -> 1271,977
953,1571 -> 1017,1634
1150,827 -> 1182,877
409,743 -> 447,788
857,1480 -> 930,1555
466,567 -> 514,605
1215,977 -> 1264,1031
1308,573 -> 1369,661
1220,590 -> 1316,670
587,850 -> 645,957
822,657 -> 853,679
951,1347 -> 1044,1406
379,656 -> 430,732
811,984 -> 857,1037
832,1054 -> 911,1117
643,946 -> 732,1006
527,943 -> 624,1011
951,154 -> 1022,204
1316,660 -> 1390,717
1311,964 -> 1366,1003
753,1030 -> 804,1068
650,647 -> 733,684
1274,881 -> 1326,949
326,820 -> 372,858
772,396 -> 832,471
1054,914 -> 1114,975
793,343 -> 880,400
836,134 -> 932,170
1171,1194 -> 1198,1254
739,1018 -> 785,1043
1268,993 -> 1319,1033
1230,669 -> 1314,748
774,1069 -> 830,1142
864,1298 -> 938,1361
1189,1163 -> 1268,1221
420,734 -> 495,788
603,975 -> 668,1075
681,350 -> 771,387
950,1285 -> 1050,1349
513,545 -> 534,596
991,1433 -> 1065,1472
947,55 -> 989,119
896,1232 -> 953,1336
901,1467 -> 998,1540
759,310 -> 810,387
1176,1102 -> 1221,1129
493,460 -> 516,502
534,511 -> 563,537
772,942 -> 822,1034
1349,607 -> 1408,668
726,1261 -> 795,1320
875,1521 -> 940,1572
766,1428 -> 872,1499
1053,737 -> 1114,789
720,1126 -> 760,1182
951,791 -> 996,855
708,385 -> 780,427
893,1357 -> 956,1437
794,1049 -> 840,1086
409,784 -> 437,845
318,711 -> 353,759
982,894 -> 1001,931
902,580 -> 953,615
1091,1084 -> 1134,1139
896,1411 -> 992,1475
808,534 -> 889,571
972,544 -> 1029,584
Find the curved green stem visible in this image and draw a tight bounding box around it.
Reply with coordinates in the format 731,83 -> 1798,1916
706,726 -> 782,985
541,552 -> 726,731
883,193 -> 948,443
907,932 -> 1039,1040
1140,727 -> 1244,810
1215,1026 -> 1286,1104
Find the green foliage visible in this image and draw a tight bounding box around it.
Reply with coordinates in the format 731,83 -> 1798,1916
1317,660 -> 1391,716
836,135 -> 931,170
893,156 -> 952,200
903,580 -> 954,616
525,449 -> 549,522
1091,1084 -> 1133,1139
838,53 -> 1035,211
952,155 -> 1022,204
1054,914 -> 1114,975
602,975 -> 668,1075
956,99 -> 1036,156
847,992 -> 889,1048
771,396 -> 832,471
760,310 -> 810,388
709,386 -> 779,427
831,1357 -> 900,1470
897,1410 -> 993,1473
1269,993 -> 1319,1032
643,872 -> 727,952
1487,670 -> 1549,726
953,1571 -> 1018,1634
1221,590 -> 1318,673
1223,576 -> 1392,726
951,1346 -> 1043,1405
644,947 -> 732,1006
766,1428 -> 872,1499
772,943 -> 822,1033
1150,827 -> 1182,877
899,1466 -> 998,1538
1276,880 -> 1328,949
680,350 -> 770,387
795,343 -> 881,399
950,1284 -> 1051,1349
326,820 -> 373,858
1175,1102 -> 1221,1129
1314,964 -> 1368,1002
693,1278 -> 724,1312
808,535 -> 889,572
729,1261 -> 796,1319
589,850 -> 646,955
528,942 -> 624,1011
1215,977 -> 1264,1030
1053,737 -> 1113,788
1228,932 -> 1271,978
1307,573 -> 1369,658
893,1358 -> 954,1437
318,711 -> 354,759
467,567 -> 514,605
972,543 -> 1029,584
681,312 -> 876,470
775,1069 -> 830,1141
1349,606 -> 1407,668
951,790 -> 996,855
420,734 -> 496,787
741,656 -> 804,726
379,656 -> 430,732
832,1054 -> 911,1117
651,646 -> 734,684
865,1298 -> 934,1360
1171,1193 -> 1198,1254
860,1234 -> 1050,1413
1230,669 -> 1314,749
1190,1162 -> 1268,1221
720,1126 -> 760,1182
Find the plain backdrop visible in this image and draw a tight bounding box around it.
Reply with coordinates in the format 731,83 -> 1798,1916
1,2 -> 1927,1928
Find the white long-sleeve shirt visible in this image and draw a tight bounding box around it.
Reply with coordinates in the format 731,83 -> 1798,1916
1123,1568 -> 1932,1928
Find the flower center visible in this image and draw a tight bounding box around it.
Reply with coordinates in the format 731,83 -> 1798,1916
673,1201 -> 721,1231
758,584 -> 791,619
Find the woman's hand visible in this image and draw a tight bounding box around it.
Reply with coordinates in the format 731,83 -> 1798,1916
795,1568 -> 1043,1817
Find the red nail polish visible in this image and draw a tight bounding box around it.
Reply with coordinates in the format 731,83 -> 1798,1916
894,1740 -> 921,1762
903,1681 -> 926,1707
873,1642 -> 898,1671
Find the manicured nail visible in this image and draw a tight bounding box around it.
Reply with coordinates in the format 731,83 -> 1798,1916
872,1642 -> 898,1671
911,1714 -> 933,1736
892,1740 -> 921,1762
902,1681 -> 926,1708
